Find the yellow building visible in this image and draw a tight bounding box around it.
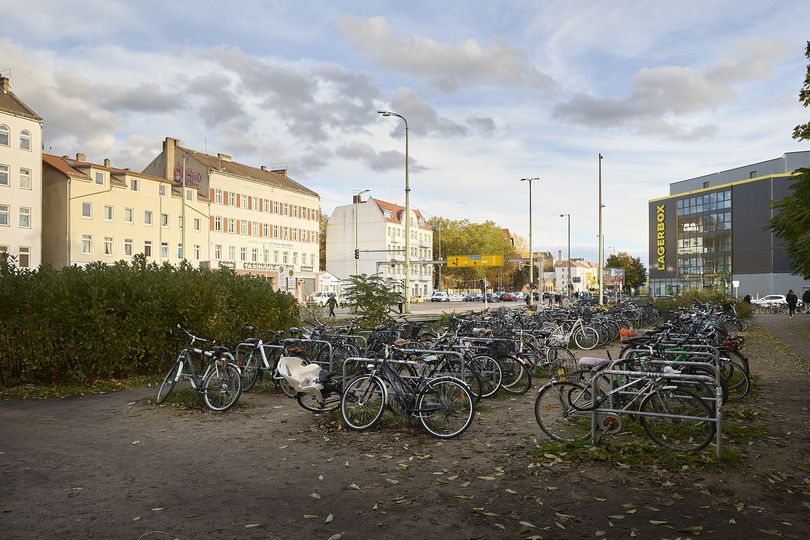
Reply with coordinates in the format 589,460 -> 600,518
42,154 -> 209,267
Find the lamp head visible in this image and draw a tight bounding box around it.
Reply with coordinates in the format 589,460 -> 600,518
377,109 -> 391,116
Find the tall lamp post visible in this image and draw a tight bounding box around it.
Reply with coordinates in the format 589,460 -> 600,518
378,109 -> 411,314
521,177 -> 539,307
353,189 -> 370,276
560,213 -> 571,300
598,153 -> 604,306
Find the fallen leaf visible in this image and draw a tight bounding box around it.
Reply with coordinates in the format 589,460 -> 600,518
244,523 -> 260,528
679,526 -> 704,534
311,493 -> 321,499
649,520 -> 668,525
519,521 -> 536,528
303,515 -> 318,519
132,516 -> 141,522
327,534 -> 343,540
386,479 -> 400,485
478,476 -> 497,481
505,489 -> 517,494
151,507 -> 164,511
350,483 -> 361,490
325,514 -> 334,524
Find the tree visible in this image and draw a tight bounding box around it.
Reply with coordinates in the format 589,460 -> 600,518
605,252 -> 647,293
769,41 -> 810,279
341,273 -> 401,325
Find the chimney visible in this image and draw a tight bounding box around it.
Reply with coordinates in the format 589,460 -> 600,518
558,249 -> 562,262
0,76 -> 8,93
76,152 -> 86,162
271,168 -> 287,177
103,158 -> 110,167
260,165 -> 268,171
163,137 -> 178,181
352,194 -> 361,203
217,153 -> 232,162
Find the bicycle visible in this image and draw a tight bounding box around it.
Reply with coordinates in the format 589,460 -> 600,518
155,325 -> 242,412
234,326 -> 293,396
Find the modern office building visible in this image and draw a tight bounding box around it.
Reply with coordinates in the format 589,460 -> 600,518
144,137 -> 321,298
648,151 -> 810,298
326,196 -> 434,298
0,75 -> 43,269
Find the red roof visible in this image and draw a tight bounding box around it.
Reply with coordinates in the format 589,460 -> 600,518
370,197 -> 431,230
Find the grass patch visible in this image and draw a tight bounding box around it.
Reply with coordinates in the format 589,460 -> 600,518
1,375 -> 161,400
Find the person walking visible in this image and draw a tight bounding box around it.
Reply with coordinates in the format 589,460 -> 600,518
786,289 -> 798,319
326,295 -> 338,318
802,289 -> 810,314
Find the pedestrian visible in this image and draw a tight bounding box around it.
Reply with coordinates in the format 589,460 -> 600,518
397,294 -> 404,314
743,294 -> 751,304
803,289 -> 810,314
325,295 -> 338,318
786,289 -> 798,318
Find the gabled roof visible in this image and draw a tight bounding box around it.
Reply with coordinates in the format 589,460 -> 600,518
179,147 -> 319,198
0,87 -> 43,122
370,197 -> 431,230
43,154 -> 92,181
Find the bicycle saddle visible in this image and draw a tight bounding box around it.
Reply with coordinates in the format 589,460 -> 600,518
578,357 -> 610,370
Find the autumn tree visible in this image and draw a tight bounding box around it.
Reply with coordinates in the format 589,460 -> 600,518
769,41 -> 810,279
606,252 -> 647,293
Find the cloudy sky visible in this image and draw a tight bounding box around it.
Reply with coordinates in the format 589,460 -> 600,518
2,0 -> 809,265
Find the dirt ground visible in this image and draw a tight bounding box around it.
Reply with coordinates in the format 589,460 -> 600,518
2,315 -> 809,539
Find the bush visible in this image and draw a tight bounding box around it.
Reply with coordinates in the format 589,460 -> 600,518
651,288 -> 728,312
0,256 -> 299,386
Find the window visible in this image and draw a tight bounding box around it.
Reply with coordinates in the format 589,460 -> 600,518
159,184 -> 167,197
20,168 -> 31,189
124,239 -> 133,256
0,125 -> 8,146
228,192 -> 236,206
0,204 -> 8,225
282,227 -> 288,240
95,171 -> 104,186
227,218 -> 234,234
20,130 -> 31,151
160,242 -> 168,259
130,178 -> 139,191
186,189 -> 194,202
103,205 -> 113,221
124,208 -> 133,223
214,216 -> 222,232
0,164 -> 8,186
214,244 -> 222,259
193,245 -> 200,260
18,246 -> 30,268
82,202 -> 92,218
144,241 -> 152,257
284,203 -> 289,216
293,252 -> 298,265
251,248 -> 258,262
273,250 -> 279,263
273,201 -> 279,214
273,225 -> 279,238
283,251 -> 288,264
161,213 -> 169,227
292,228 -> 298,241
215,189 -> 222,204
263,199 -> 269,212
253,221 -> 259,236
749,171 -> 757,178
144,210 -> 153,225
293,206 -> 298,218
104,237 -> 113,256
228,245 -> 236,260
252,196 -> 258,210
193,217 -> 200,232
240,247 -> 247,261
262,223 -> 269,237
82,235 -> 92,254
177,243 -> 183,259
240,219 -> 247,235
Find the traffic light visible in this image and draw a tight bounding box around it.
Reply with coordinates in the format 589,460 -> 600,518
354,249 -> 359,259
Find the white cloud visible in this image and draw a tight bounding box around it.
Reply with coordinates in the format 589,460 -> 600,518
336,15 -> 554,92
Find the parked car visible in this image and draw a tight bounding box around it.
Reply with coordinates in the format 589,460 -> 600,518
499,292 -> 517,302
485,293 -> 500,303
431,291 -> 450,302
464,293 -> 483,302
448,293 -> 465,302
308,291 -> 341,307
751,294 -> 787,307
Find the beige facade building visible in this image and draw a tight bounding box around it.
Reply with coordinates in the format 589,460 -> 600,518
143,137 -> 320,296
0,75 -> 43,268
42,154 -> 209,267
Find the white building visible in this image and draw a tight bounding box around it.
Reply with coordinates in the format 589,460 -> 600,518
554,259 -> 599,294
144,137 -> 321,298
326,196 -> 434,298
0,76 -> 43,269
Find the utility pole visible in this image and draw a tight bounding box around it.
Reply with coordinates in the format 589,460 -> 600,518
598,154 -> 604,306
521,177 -> 539,307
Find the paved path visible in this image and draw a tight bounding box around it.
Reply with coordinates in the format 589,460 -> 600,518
754,313 -> 810,363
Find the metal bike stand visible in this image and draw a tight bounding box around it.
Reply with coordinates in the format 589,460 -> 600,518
330,333 -> 368,350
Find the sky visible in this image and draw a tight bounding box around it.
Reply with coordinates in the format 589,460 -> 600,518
2,0 -> 809,265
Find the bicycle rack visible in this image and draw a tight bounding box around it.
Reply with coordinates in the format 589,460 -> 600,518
283,338 -> 334,371
341,349 -> 467,390
588,368 -> 724,459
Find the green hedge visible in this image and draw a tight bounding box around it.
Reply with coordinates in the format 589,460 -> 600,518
0,255 -> 299,386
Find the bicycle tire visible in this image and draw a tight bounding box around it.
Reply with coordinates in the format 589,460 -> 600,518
718,357 -> 750,401
155,359 -> 180,404
534,380 -> 594,442
573,327 -> 599,350
472,354 -> 502,398
296,390 -> 341,413
499,355 -> 532,395
202,360 -> 242,412
341,375 -> 386,431
639,387 -> 715,452
417,377 -> 475,439
441,359 -> 483,404
240,350 -> 262,392
545,346 -> 578,376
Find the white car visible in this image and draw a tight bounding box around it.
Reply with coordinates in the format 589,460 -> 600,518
308,292 -> 341,306
430,291 -> 450,302
751,294 -> 802,307
448,294 -> 464,302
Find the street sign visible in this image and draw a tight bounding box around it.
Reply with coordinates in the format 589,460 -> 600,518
447,255 -> 504,268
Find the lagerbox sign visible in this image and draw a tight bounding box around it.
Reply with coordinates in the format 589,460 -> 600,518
656,204 -> 666,270
648,199 -> 676,277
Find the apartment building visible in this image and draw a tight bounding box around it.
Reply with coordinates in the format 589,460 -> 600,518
326,196 -> 434,297
553,259 -> 598,294
0,75 -> 43,268
143,137 -> 321,296
42,153 -> 209,267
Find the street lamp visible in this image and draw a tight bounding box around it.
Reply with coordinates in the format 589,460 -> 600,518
598,154 -> 604,306
560,213 -> 571,300
521,177 -> 539,307
377,109 -> 411,314
354,189 -> 370,276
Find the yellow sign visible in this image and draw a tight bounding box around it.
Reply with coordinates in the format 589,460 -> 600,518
656,204 -> 666,270
447,255 -> 504,268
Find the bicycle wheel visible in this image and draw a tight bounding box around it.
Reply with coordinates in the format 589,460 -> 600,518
297,390 -> 341,413
534,380 -> 594,442
472,355 -> 502,398
333,343 -> 361,378
417,377 -> 475,439
718,357 -> 750,401
499,355 -> 532,395
640,388 -> 715,452
202,360 -> 242,412
545,346 -> 578,376
240,350 -> 262,392
441,359 -> 483,404
341,375 -> 386,431
155,359 -> 181,404
573,327 -> 599,350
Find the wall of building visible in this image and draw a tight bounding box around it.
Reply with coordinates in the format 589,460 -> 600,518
41,165 -> 69,266
0,112 -> 42,268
